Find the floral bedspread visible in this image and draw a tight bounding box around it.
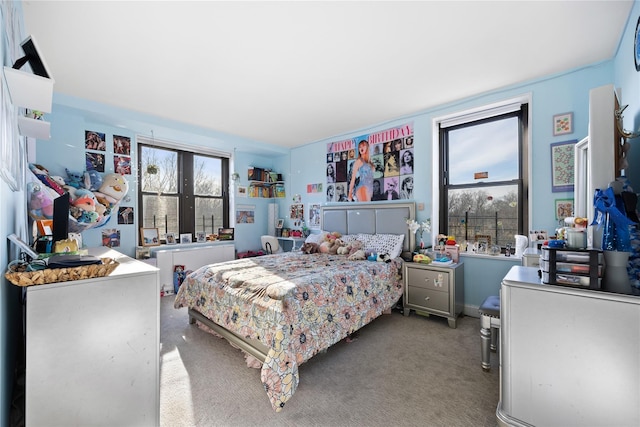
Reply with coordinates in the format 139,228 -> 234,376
174,252 -> 403,411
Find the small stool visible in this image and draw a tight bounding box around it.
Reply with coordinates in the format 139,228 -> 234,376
479,295 -> 501,371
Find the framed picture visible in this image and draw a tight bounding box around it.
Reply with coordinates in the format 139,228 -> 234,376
550,140 -> 577,192
276,219 -> 284,229
474,234 -> 491,254
555,198 -> 574,220
553,112 -> 573,136
165,232 -> 177,245
196,231 -> 207,243
179,233 -> 192,244
529,230 -> 549,245
218,228 -> 235,241
140,227 -> 160,246
237,185 -> 247,198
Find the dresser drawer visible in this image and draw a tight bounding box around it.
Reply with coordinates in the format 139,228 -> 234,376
406,267 -> 450,292
407,286 -> 449,313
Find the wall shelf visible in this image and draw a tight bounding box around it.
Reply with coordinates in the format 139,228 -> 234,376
3,66 -> 54,113
18,116 -> 50,140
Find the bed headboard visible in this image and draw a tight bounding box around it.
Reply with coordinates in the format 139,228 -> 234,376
321,202 -> 416,253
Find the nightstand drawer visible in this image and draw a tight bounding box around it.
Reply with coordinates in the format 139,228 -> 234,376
406,267 -> 450,292
407,286 -> 449,312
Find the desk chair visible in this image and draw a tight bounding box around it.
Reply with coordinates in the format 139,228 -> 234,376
479,295 -> 500,371
261,236 -> 281,254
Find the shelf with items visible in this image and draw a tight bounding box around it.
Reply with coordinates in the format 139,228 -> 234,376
247,167 -> 285,198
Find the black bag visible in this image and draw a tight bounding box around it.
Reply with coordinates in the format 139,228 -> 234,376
47,254 -> 102,269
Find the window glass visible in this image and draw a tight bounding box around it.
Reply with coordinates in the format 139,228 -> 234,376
140,146 -> 178,194
447,117 -> 519,185
138,142 -> 229,242
194,155 -> 222,197
440,108 -> 527,250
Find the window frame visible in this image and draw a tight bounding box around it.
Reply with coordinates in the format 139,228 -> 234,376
137,136 -> 230,244
432,96 -> 531,250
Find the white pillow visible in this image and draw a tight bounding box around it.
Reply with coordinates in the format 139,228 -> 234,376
305,233 -> 324,244
357,233 -> 405,259
340,234 -> 358,244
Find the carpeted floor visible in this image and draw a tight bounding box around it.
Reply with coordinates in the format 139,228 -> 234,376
160,296 -> 500,427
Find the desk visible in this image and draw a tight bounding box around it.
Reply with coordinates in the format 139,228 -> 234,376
277,237 -> 305,251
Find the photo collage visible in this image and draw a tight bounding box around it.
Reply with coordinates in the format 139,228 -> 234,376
84,130 -> 134,247
325,123 -> 414,202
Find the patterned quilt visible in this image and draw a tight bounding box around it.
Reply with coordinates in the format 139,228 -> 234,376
174,251 -> 403,411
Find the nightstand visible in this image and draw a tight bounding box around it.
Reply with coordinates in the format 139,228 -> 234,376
403,262 -> 464,328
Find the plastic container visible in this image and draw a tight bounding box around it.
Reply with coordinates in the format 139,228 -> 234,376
565,229 -> 587,249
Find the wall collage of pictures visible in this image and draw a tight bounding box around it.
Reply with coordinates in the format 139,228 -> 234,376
326,122 -> 414,202
84,130 -> 134,248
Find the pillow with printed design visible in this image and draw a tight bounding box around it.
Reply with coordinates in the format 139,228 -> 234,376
357,233 -> 405,259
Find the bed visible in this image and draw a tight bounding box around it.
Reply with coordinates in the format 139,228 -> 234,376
174,202 -> 415,411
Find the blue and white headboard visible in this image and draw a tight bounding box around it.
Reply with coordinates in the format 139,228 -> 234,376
321,202 -> 416,253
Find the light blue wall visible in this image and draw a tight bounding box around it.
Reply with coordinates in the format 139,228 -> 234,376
35,96 -> 290,257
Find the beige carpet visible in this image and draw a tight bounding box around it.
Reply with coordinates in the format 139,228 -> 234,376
160,296 -> 499,427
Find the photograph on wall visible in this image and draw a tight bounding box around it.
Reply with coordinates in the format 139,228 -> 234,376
85,130 -> 106,151
86,152 -> 105,172
290,203 -> 304,220
236,205 -> 255,223
326,122 -> 414,202
308,203 -> 321,228
113,135 -> 131,155
101,228 -> 120,248
114,155 -> 131,175
117,206 -> 134,224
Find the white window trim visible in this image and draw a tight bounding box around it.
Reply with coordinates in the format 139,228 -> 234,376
431,94 -> 533,238
136,135 -> 231,158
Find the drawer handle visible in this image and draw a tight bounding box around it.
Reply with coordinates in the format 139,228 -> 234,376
424,297 -> 430,301
424,278 -> 431,283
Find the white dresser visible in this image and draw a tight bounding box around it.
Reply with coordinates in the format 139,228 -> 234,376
25,248 -> 159,427
498,266 -> 640,427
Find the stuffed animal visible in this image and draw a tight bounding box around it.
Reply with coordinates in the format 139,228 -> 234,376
348,249 -> 366,261
65,168 -> 84,189
332,238 -> 348,255
93,173 -> 129,207
337,239 -> 363,256
301,242 -> 319,254
83,169 -> 103,191
319,231 -> 342,254
376,253 -> 392,263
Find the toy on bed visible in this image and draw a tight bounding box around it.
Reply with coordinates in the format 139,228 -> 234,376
28,163 -> 128,233
301,242 -> 319,254
318,231 -> 342,254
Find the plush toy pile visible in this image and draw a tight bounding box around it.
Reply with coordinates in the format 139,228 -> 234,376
28,163 -> 129,233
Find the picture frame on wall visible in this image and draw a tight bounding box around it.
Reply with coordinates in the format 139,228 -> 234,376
140,227 -> 160,246
550,139 -> 577,192
552,112 -> 573,136
555,198 -> 574,220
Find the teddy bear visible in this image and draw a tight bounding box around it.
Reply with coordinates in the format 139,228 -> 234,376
318,231 -> 342,254
337,240 -> 363,257
301,242 -> 319,254
347,249 -> 366,261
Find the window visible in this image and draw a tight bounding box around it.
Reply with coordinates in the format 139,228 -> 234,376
438,102 -> 529,250
138,139 -> 230,243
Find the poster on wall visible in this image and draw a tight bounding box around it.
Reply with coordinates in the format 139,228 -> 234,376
326,122 -> 414,202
